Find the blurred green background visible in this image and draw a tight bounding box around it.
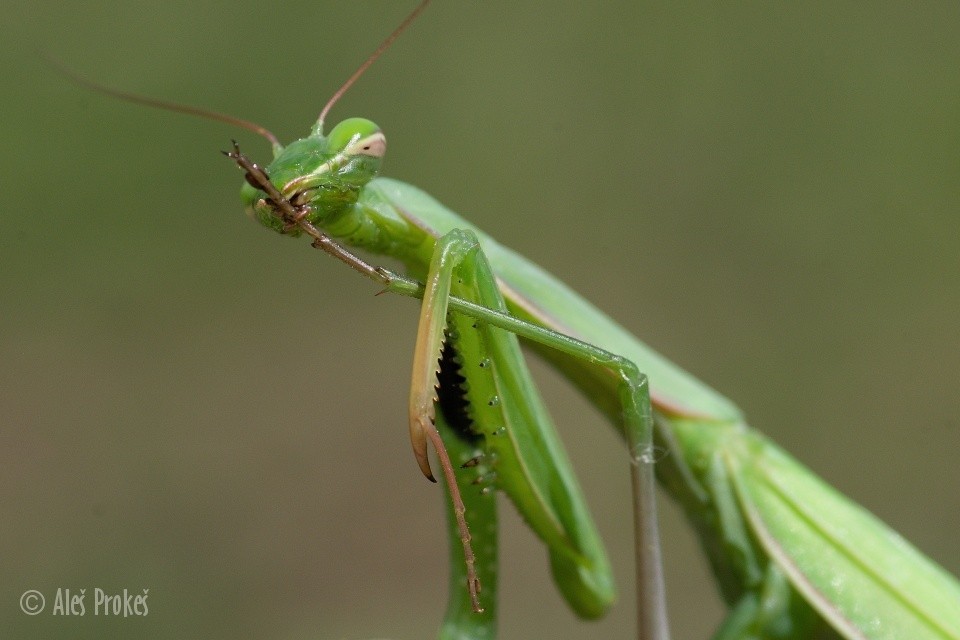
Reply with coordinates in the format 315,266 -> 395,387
3,1 -> 958,638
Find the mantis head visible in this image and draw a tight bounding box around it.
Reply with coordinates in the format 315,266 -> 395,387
237,0 -> 429,236
239,118 -> 386,235
61,0 -> 425,241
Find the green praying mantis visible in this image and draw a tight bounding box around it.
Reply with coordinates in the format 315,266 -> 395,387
74,1 -> 960,638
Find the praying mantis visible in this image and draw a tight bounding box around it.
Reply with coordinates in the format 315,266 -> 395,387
68,1 -> 960,638
221,3 -> 960,638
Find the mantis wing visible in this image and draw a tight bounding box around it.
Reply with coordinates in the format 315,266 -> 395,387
728,429 -> 960,640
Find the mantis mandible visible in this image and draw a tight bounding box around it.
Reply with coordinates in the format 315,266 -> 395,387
76,1 -> 960,638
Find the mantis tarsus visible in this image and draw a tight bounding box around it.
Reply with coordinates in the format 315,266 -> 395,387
77,1 -> 960,638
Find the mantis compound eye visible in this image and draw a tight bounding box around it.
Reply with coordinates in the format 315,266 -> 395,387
343,131 -> 386,158
326,118 -> 384,157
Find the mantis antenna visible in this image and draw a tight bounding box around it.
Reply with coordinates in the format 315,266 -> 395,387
55,0 -> 432,148
317,0 -> 433,128
49,57 -> 281,150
